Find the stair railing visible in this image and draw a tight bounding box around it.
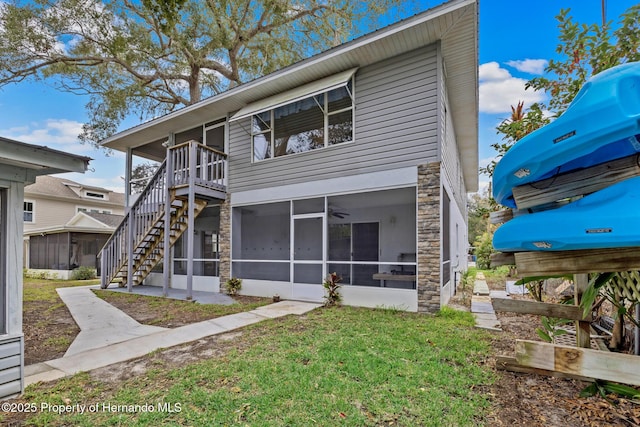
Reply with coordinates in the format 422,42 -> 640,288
99,160 -> 167,288
99,140 -> 227,288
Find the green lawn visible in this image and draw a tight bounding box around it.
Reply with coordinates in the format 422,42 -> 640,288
23,278 -> 100,303
14,306 -> 494,426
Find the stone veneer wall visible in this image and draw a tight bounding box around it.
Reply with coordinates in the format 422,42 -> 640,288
218,194 -> 231,286
417,162 -> 441,313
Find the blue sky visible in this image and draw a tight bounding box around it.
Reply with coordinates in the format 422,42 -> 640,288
0,0 -> 637,193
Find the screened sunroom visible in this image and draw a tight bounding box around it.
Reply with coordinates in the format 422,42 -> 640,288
231,186 -> 417,308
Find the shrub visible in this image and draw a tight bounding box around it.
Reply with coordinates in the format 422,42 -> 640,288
323,272 -> 342,307
71,266 -> 97,280
24,269 -> 59,280
225,277 -> 242,296
474,231 -> 495,270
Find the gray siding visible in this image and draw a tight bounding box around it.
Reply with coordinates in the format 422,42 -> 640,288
228,45 -> 439,192
439,65 -> 467,215
0,337 -> 22,399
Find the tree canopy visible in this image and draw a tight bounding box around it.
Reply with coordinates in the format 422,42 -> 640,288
0,0 -> 407,147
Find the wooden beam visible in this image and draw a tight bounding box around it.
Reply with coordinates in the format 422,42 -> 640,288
512,153 -> 640,210
574,274 -> 591,348
490,209 -> 513,224
495,356 -> 595,383
490,252 -> 515,268
515,340 -> 640,386
515,247 -> 640,276
491,297 -> 592,321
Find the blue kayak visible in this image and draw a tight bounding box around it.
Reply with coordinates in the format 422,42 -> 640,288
493,176 -> 640,252
493,61 -> 640,208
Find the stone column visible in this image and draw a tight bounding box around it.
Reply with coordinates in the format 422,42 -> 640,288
218,194 -> 231,287
417,162 -> 441,313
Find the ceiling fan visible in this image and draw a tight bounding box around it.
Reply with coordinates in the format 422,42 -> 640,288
328,207 -> 350,219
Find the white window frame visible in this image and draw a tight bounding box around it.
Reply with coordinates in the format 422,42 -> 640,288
77,206 -> 112,214
83,191 -> 107,201
250,80 -> 354,162
23,200 -> 35,223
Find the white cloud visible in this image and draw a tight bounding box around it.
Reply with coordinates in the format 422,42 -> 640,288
0,119 -> 91,151
479,61 -> 511,81
506,59 -> 548,75
479,62 -> 546,114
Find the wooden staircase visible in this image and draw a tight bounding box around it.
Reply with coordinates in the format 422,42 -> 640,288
120,194 -> 207,287
99,141 -> 227,289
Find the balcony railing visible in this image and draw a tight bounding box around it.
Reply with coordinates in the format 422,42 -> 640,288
99,140 -> 227,288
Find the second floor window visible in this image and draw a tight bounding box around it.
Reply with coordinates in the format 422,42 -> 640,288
24,201 -> 34,222
252,80 -> 354,162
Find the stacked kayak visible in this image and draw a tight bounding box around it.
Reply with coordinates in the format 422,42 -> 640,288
493,176 -> 640,252
492,61 -> 640,253
493,61 -> 640,209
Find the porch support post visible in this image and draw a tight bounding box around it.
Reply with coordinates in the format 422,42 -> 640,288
218,195 -> 231,288
125,148 -> 133,209
417,162 -> 441,313
574,273 -> 591,348
186,141 -> 196,300
163,145 -> 174,297
126,204 -> 134,292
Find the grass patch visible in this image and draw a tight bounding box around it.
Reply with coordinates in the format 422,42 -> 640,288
43,336 -> 72,350
93,290 -> 271,327
24,279 -> 100,303
14,306 -> 494,426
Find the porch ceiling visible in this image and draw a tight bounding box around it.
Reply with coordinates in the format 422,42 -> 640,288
102,0 -> 478,190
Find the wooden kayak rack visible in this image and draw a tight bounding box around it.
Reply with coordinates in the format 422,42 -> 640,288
489,153 -> 640,385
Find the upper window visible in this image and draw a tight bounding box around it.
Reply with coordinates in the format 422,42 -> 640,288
251,81 -> 354,162
78,207 -> 112,214
24,201 -> 34,223
84,191 -> 106,200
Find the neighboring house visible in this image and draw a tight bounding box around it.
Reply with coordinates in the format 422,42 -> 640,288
23,176 -> 125,279
0,136 -> 89,399
100,0 -> 478,313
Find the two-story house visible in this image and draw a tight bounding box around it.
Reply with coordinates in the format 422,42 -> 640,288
23,176 -> 125,279
99,0 -> 478,313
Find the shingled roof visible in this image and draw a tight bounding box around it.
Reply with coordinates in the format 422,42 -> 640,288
25,175 -> 125,206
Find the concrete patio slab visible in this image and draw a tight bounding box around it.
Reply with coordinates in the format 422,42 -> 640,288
103,285 -> 237,305
251,301 -> 321,318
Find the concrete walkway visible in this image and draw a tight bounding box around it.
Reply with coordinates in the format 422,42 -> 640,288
26,287 -> 320,386
471,272 -> 502,331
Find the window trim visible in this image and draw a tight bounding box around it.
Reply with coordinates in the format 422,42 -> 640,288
77,207 -> 113,215
84,191 -> 107,200
250,79 -> 355,162
23,200 -> 35,223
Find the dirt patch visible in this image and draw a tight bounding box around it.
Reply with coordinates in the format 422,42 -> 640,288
94,292 -> 270,328
23,301 -> 79,365
475,274 -> 640,426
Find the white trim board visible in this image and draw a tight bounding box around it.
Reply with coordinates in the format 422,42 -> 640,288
231,167 -> 417,206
